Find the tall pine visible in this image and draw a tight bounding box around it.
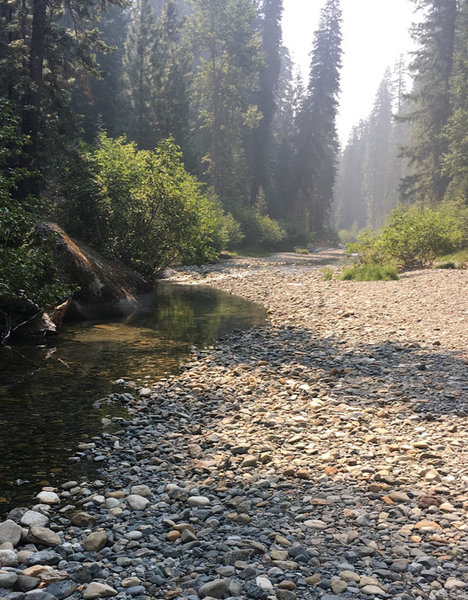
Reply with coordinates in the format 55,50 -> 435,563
401,0 -> 458,204
295,0 -> 342,236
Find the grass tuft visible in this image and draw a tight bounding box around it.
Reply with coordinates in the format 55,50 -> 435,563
320,266 -> 334,281
340,264 -> 399,281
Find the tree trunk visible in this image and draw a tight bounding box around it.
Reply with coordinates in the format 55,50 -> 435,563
20,0 -> 47,198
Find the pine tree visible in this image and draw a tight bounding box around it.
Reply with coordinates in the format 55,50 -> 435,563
151,0 -> 191,152
442,0 -> 468,203
401,0 -> 458,204
295,0 -> 342,235
123,0 -> 158,149
363,73 -> 394,228
250,0 -> 283,203
189,0 -> 263,211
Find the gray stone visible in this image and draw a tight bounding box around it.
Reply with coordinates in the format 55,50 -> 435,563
0,573 -> 18,588
0,521 -> 22,547
43,580 -> 77,599
187,496 -> 210,507
16,577 -> 40,593
0,551 -> 18,567
25,551 -> 61,566
130,485 -> 151,498
24,593 -> 57,600
20,513 -> 48,528
70,513 -> 96,528
28,526 -> 61,548
198,579 -> 230,599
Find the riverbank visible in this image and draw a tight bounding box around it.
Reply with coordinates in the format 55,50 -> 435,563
1,254 -> 467,600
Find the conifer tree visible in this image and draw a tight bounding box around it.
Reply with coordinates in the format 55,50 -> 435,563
401,0 -> 458,204
295,0 -> 342,235
123,0 -> 157,149
442,0 -> 468,203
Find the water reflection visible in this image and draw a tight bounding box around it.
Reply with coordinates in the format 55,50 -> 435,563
0,283 -> 266,512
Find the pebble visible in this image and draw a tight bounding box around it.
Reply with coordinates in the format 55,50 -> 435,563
83,582 -> 118,599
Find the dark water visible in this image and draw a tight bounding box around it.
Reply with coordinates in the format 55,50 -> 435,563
0,283 -> 266,513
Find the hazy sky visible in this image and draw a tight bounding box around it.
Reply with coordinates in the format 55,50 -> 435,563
282,0 -> 417,144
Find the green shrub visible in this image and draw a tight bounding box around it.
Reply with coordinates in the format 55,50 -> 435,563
59,134 -> 239,275
435,262 -> 457,269
340,264 -> 399,281
348,204 -> 464,270
237,189 -> 286,250
295,248 -> 309,255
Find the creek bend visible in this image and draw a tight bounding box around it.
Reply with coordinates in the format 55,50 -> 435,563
0,283 -> 266,513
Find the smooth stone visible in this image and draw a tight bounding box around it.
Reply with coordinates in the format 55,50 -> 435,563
16,576 -> 40,592
338,571 -> 360,583
331,580 -> 347,594
187,496 -> 210,508
83,583 -> 117,600
35,493 -> 59,506
0,551 -> 17,568
0,573 -> 18,588
126,495 -> 150,511
130,485 -> 151,498
303,520 -> 327,530
82,531 -> 107,552
70,513 -> 96,528
198,579 -> 229,599
277,591 -> 296,600
444,578 -> 467,591
388,491 -> 410,503
361,585 -> 386,596
0,522 -> 22,547
20,513 -> 48,528
121,578 -> 141,588
28,527 -> 61,548
43,580 -> 77,600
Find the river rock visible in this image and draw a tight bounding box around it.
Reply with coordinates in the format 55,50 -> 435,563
0,572 -> 18,588
126,495 -> 150,511
0,521 -> 22,547
0,551 -> 18,567
28,527 -> 61,548
83,583 -> 118,600
35,492 -> 59,505
70,512 -> 96,528
20,512 -> 48,528
198,579 -> 230,599
81,531 -> 107,552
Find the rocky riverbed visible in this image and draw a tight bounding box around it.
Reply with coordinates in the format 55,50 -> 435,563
1,254 -> 467,600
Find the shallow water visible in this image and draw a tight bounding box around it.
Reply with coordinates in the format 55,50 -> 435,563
0,283 -> 266,512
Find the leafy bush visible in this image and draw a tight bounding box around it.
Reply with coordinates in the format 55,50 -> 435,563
295,248 -> 309,255
0,100 -> 66,308
348,204 -> 464,270
59,134 -> 240,275
340,264 -> 399,281
237,189 -> 286,250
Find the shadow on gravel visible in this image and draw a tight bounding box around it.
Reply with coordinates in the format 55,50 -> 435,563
215,326 -> 468,418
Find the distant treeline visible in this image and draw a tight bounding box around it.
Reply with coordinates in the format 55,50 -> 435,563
335,0 -> 468,236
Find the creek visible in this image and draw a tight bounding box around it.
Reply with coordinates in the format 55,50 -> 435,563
0,283 -> 266,513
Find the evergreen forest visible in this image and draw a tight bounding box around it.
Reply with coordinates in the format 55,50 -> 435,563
1,0 -> 467,315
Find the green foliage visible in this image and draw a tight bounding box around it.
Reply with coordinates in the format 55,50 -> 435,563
59,133 -> 239,274
340,264 -> 399,281
348,204 -> 464,270
0,100 -> 66,307
295,248 -> 309,255
320,266 -> 334,281
237,189 -> 286,250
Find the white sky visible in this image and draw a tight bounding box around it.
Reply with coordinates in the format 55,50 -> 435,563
282,0 -> 417,144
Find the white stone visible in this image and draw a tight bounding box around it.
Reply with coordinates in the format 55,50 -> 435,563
36,491 -> 60,505
126,494 -> 150,511
303,519 -> 328,530
83,582 -> 118,599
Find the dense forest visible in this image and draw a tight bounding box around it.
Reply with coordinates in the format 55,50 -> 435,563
0,0 -> 467,319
